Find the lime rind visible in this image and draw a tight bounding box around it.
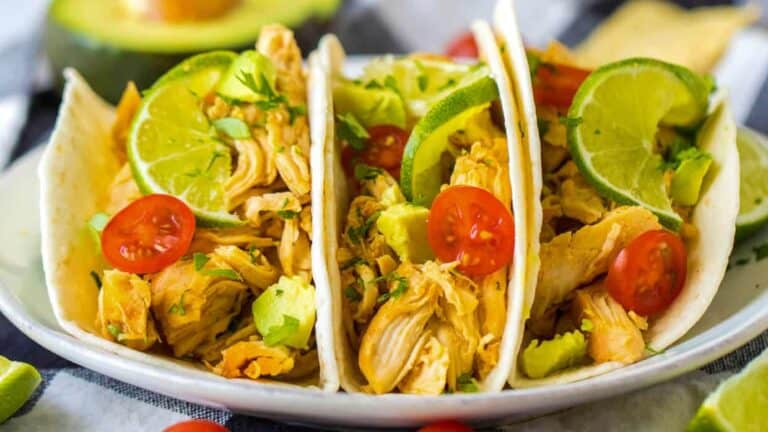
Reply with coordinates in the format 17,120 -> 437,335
687,348 -> 768,432
400,74 -> 499,205
0,357 -> 42,423
735,127 -> 768,241
127,52 -> 242,227
567,58 -> 711,230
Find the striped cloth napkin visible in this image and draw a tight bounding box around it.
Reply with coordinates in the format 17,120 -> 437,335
2,1 -> 768,431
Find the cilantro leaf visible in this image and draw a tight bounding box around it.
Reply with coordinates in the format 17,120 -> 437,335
340,256 -> 365,270
202,268 -> 243,281
193,253 -> 210,271
107,324 -> 122,339
376,273 -> 408,303
344,285 -> 363,302
347,211 -> 381,244
526,51 -> 541,79
168,290 -> 188,316
537,119 -> 550,137
353,164 -> 383,181
336,112 -> 370,151
263,314 -> 300,346
277,210 -> 299,220
457,373 -> 479,393
213,117 -> 251,139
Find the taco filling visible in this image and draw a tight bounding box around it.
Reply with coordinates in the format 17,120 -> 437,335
90,25 -> 320,382
518,43 -> 721,379
329,52 -> 518,395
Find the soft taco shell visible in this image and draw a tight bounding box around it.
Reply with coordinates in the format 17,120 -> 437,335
494,0 -> 739,387
39,69 -> 339,391
316,20 -> 534,392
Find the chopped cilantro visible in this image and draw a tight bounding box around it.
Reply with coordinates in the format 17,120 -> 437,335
537,119 -> 550,137
107,324 -> 122,339
90,270 -> 102,289
202,268 -> 243,281
336,112 -> 370,151
384,75 -> 401,95
347,211 -> 381,244
248,246 -> 258,263
288,104 -> 306,125
457,373 -> 479,393
418,74 -> 429,92
263,314 -> 300,346
276,289 -> 284,297
594,129 -> 601,135
580,319 -> 594,332
212,117 -> 251,139
277,210 -> 299,220
168,290 -> 188,316
754,243 -> 768,261
236,71 -> 304,119
376,273 -> 408,303
735,257 -> 750,266
340,256 -> 365,270
354,164 -> 383,181
344,285 -> 363,302
193,253 -> 210,271
756,198 -> 763,205
526,51 -> 541,79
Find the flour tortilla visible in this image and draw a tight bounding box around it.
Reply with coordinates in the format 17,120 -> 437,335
39,69 -> 339,391
494,0 -> 740,387
316,20 -> 534,393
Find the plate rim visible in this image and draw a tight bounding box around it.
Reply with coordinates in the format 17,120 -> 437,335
2,136 -> 768,428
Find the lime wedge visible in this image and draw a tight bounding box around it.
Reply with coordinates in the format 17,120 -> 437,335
736,127 -> 768,241
128,52 -> 241,226
400,69 -> 499,206
362,56 -> 477,118
0,356 -> 41,423
688,347 -> 768,431
567,58 -> 711,230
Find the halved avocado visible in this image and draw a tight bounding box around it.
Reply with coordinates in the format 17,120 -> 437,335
45,0 -> 341,102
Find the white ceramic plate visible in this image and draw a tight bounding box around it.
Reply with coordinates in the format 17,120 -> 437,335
3,87 -> 768,430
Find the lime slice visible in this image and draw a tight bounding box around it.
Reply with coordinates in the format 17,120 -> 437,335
128,52 -> 241,226
362,56 -> 477,118
567,58 -> 711,230
400,70 -> 499,206
0,356 -> 41,423
735,127 -> 768,241
688,347 -> 768,431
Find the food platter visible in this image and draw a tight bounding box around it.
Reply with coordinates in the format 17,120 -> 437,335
2,57 -> 768,428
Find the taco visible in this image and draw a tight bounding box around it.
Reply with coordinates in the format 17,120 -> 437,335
494,1 -> 739,386
312,19 -> 534,394
39,24 -> 338,391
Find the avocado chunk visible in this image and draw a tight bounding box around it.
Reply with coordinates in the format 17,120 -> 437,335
521,330 -> 588,379
333,80 -> 407,129
670,149 -> 713,206
252,276 -> 315,349
217,50 -> 277,102
376,203 -> 434,263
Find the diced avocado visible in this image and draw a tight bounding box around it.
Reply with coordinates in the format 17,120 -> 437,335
252,276 -> 315,349
333,81 -> 407,129
521,330 -> 588,379
216,50 -> 277,102
376,203 -> 434,263
671,150 -> 713,206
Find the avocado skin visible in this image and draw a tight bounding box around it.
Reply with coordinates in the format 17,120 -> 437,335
44,13 -> 336,103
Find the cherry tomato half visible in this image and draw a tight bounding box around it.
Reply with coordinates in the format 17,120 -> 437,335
164,419 -> 230,432
427,185 -> 515,277
342,124 -> 409,179
445,31 -> 479,59
418,420 -> 475,432
606,229 -> 687,316
532,61 -> 591,109
101,194 -> 196,274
